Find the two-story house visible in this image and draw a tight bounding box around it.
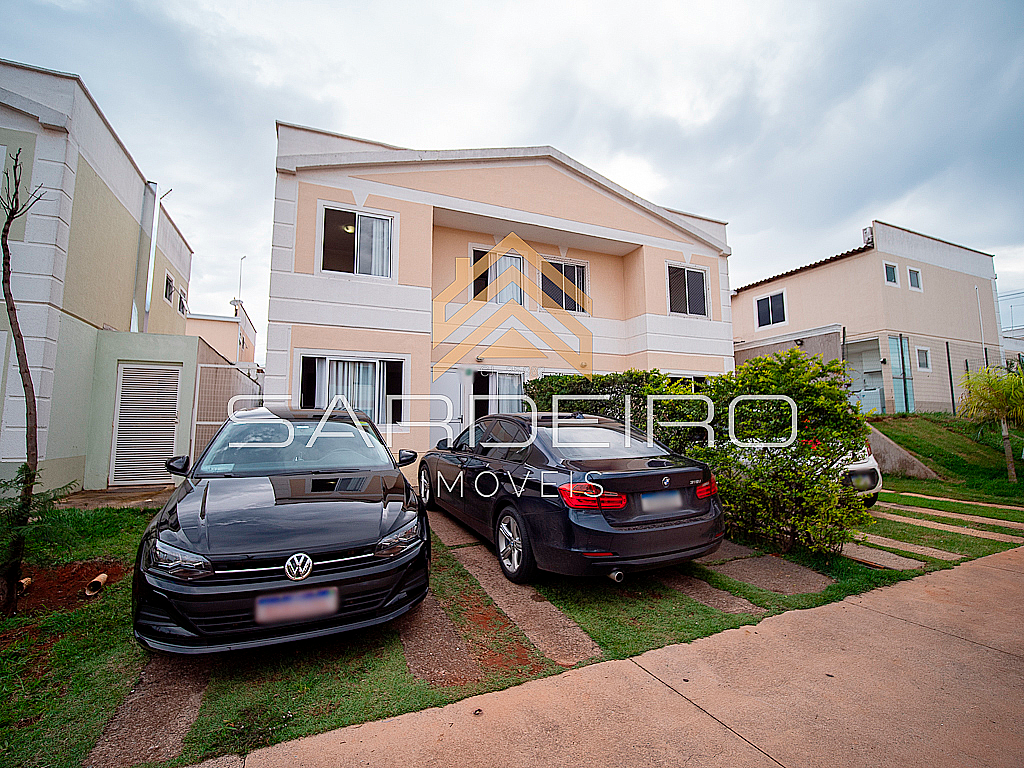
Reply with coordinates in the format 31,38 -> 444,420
732,221 -> 1003,414
266,122 -> 734,454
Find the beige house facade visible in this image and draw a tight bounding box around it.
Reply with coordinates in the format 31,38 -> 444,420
266,123 -> 734,454
733,221 -> 1003,414
186,299 -> 258,365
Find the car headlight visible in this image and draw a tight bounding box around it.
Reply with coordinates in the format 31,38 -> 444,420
374,519 -> 421,558
143,539 -> 214,580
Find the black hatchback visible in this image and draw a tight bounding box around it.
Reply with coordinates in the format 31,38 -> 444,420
132,406 -> 429,654
418,413 -> 724,583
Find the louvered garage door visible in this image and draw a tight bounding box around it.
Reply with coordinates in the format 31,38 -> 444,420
110,364 -> 181,485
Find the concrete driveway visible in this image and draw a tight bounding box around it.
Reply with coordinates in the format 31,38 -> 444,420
239,547 -> 1024,768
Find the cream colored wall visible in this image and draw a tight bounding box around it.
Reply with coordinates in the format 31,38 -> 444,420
353,163 -> 692,243
147,248 -> 188,335
62,154 -> 139,331
0,127 -> 36,242
186,317 -> 240,362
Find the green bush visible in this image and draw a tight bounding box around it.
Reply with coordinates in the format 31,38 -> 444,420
524,350 -> 871,554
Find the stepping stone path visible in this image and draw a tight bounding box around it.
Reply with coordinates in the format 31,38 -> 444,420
899,492 -> 1024,512
85,654 -> 211,768
855,533 -> 961,561
711,556 -> 834,595
876,502 -> 1024,531
694,539 -> 758,564
871,510 -> 1024,544
657,570 -> 766,614
840,542 -> 924,570
397,593 -> 482,686
451,545 -> 602,667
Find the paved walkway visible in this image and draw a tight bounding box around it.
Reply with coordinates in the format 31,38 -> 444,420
872,509 -> 1024,544
239,546 -> 1024,767
877,501 -> 1024,531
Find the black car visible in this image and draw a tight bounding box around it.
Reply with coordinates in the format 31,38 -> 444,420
418,413 -> 724,583
132,406 -> 429,654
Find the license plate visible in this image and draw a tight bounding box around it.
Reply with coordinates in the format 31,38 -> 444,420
640,489 -> 683,513
255,586 -> 339,625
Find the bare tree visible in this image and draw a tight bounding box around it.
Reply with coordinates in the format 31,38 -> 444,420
0,149 -> 45,615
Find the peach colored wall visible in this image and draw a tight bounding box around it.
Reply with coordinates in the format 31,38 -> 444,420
186,317 -> 239,362
353,163 -> 691,243
294,182 -> 355,275
288,324 -> 432,453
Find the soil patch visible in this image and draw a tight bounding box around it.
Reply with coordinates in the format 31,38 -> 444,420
18,559 -> 127,615
711,556 -> 834,595
452,546 -> 601,667
427,509 -> 483,547
85,653 -> 212,768
61,486 -> 174,511
396,593 -> 482,686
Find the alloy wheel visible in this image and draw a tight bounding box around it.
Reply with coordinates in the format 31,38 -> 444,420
497,514 -> 523,574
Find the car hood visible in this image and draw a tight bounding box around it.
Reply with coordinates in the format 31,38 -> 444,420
155,472 -> 411,557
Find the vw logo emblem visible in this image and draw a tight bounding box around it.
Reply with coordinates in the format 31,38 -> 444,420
662,476 -> 671,488
284,552 -> 313,581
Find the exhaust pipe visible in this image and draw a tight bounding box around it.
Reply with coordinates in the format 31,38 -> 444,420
607,569 -> 625,583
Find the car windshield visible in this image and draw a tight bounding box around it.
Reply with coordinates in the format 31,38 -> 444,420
540,425 -> 670,460
195,418 -> 394,476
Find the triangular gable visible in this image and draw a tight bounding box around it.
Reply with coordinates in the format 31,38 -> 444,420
352,161 -> 689,244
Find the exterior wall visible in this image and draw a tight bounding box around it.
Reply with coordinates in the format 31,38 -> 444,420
146,205 -> 192,335
84,332 -> 199,490
735,327 -> 842,367
62,153 -> 139,331
186,316 -> 241,362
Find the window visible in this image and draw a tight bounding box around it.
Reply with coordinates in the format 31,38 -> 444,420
884,262 -> 899,286
321,207 -> 392,277
163,273 -> 174,303
667,265 -> 707,316
177,290 -> 187,316
908,268 -> 922,291
299,355 -> 404,423
755,291 -> 786,328
473,249 -> 523,305
916,347 -> 931,371
542,260 -> 588,313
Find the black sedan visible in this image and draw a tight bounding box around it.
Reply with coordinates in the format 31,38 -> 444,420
418,413 -> 724,583
132,406 -> 429,654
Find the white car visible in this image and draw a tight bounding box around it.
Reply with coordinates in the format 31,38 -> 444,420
845,444 -> 883,507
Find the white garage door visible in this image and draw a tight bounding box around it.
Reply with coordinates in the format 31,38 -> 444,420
110,363 -> 181,485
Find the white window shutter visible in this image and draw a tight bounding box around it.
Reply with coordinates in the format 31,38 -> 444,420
110,364 -> 181,485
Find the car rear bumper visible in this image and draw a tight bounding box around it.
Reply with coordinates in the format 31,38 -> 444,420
530,498 -> 726,576
844,459 -> 883,495
133,542 -> 429,654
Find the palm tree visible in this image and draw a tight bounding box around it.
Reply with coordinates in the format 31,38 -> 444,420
959,366 -> 1024,483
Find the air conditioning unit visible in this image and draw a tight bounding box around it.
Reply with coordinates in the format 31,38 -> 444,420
862,226 -> 874,246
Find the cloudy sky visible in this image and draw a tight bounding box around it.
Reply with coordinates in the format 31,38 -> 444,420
7,0 -> 1024,358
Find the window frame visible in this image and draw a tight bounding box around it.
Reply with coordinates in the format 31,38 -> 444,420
295,349 -> 411,428
665,261 -> 710,319
177,288 -> 187,317
470,246 -> 526,306
883,261 -> 900,287
540,256 -> 590,315
907,267 -> 923,292
916,346 -> 932,372
163,270 -> 175,306
315,200 -> 398,281
752,288 -> 788,329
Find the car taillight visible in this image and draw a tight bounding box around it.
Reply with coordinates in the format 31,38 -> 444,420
557,482 -> 628,510
695,475 -> 718,500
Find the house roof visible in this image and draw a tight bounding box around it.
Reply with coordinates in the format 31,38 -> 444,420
276,138 -> 731,256
734,244 -> 873,293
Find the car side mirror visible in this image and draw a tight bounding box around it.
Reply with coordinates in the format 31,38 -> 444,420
397,449 -> 417,467
435,438 -> 450,450
165,456 -> 190,476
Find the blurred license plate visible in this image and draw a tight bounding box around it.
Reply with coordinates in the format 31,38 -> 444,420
640,489 -> 682,513
255,587 -> 338,625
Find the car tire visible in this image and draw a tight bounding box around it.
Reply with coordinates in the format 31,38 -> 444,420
419,464 -> 438,510
862,493 -> 879,508
494,506 -> 537,584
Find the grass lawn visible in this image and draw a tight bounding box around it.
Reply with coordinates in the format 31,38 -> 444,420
861,516 -> 1017,559
877,491 -> 1024,524
871,413 -> 1024,502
